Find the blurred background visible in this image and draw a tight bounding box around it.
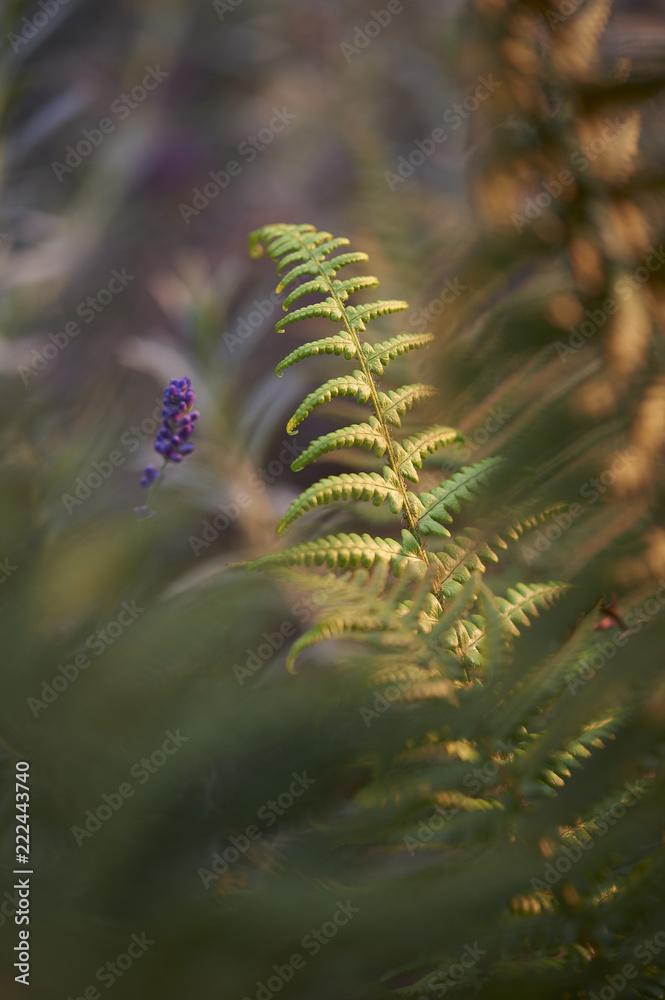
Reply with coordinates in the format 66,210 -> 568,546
1,0 -> 665,996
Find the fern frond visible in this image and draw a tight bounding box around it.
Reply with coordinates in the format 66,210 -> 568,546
435,531 -> 502,598
275,334 -> 356,377
394,425 -> 463,483
286,372 -> 371,434
333,275 -> 381,300
412,458 -> 503,536
345,300 -> 410,333
494,582 -> 571,638
247,532 -> 423,576
276,470 -> 405,535
321,251 -> 371,275
275,297 -> 344,331
457,582 -> 571,668
274,261 -> 323,291
281,278 -> 330,309
363,332 -> 435,375
378,384 -> 438,427
291,419 -> 387,471
285,610 -> 390,673
502,503 -> 571,541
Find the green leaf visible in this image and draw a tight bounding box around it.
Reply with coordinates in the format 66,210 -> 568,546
332,275 -> 381,301
493,582 -> 571,638
291,418 -> 387,471
345,300 -> 410,333
275,297 -> 344,331
282,278 -> 330,309
378,384 -> 438,427
277,469 -> 405,534
286,372 -> 371,434
435,530 -> 501,598
412,458 -> 504,536
247,532 -> 420,575
363,332 -> 435,375
321,251 -> 370,275
275,260 -> 322,292
275,335 -> 356,376
394,425 -> 463,483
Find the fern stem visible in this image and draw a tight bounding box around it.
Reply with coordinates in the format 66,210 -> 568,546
288,229 -> 432,571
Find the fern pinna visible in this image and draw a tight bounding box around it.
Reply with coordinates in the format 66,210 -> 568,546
245,222 -> 566,666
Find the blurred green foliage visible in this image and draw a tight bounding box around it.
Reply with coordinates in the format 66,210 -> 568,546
1,0 -> 665,997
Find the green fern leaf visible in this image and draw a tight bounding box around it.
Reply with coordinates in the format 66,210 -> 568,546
275,335 -> 356,377
394,425 -> 464,483
435,531 -> 501,598
363,332 -> 435,375
454,581 -> 570,669
275,297 -> 343,331
494,582 -> 570,637
247,532 -> 422,575
412,457 -> 504,536
291,418 -> 387,471
285,610 -> 389,672
281,278 -> 330,309
274,261 -> 322,291
320,251 -> 371,275
286,372 -> 371,434
332,275 -> 381,300
276,248 -> 369,292
276,469 -> 405,535
378,384 -> 438,427
345,300 -> 410,333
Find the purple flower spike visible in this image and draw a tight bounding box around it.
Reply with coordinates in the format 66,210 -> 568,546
154,376 -> 199,463
139,377 -> 199,489
140,465 -> 159,487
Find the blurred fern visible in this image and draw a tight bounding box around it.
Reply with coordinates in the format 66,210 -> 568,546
239,222 -> 665,998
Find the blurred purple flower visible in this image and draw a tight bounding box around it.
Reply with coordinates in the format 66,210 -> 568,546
141,377 -> 199,487
140,465 -> 158,487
